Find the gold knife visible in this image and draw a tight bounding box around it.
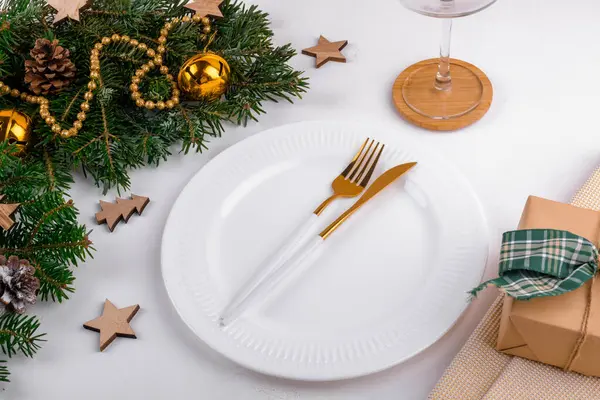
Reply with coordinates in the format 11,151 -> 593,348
219,161 -> 418,326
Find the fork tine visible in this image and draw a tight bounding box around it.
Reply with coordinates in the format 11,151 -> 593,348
354,142 -> 382,184
341,138 -> 370,178
347,139 -> 375,182
359,144 -> 384,187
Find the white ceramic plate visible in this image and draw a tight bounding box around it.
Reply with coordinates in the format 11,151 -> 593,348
161,121 -> 488,381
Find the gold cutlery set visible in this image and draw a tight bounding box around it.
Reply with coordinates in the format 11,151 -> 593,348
219,139 -> 417,326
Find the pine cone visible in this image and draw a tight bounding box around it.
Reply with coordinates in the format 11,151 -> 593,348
0,255 -> 39,313
24,38 -> 76,95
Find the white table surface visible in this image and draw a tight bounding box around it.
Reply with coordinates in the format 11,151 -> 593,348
4,0 -> 600,399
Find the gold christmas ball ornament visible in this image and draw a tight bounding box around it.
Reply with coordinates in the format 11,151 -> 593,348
0,109 -> 33,155
177,53 -> 230,101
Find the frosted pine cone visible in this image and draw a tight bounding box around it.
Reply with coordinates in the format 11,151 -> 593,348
0,255 -> 39,313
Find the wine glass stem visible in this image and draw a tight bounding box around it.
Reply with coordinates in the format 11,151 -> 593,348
435,18 -> 453,91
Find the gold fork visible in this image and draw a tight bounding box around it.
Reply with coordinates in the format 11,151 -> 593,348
314,139 -> 385,215
220,139 -> 384,325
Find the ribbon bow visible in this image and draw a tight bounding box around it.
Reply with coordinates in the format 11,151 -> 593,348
470,229 -> 599,300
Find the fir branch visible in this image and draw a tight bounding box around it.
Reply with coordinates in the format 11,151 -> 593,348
0,0 -> 307,192
0,313 -> 45,358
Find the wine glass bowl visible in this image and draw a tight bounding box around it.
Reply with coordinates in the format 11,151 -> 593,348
400,0 -> 497,18
394,0 -> 497,125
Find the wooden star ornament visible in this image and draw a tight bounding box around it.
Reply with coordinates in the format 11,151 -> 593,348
0,195 -> 19,231
302,36 -> 348,68
83,300 -> 140,352
185,0 -> 224,18
47,0 -> 91,24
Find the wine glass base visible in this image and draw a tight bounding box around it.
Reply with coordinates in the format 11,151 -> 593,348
392,58 -> 493,131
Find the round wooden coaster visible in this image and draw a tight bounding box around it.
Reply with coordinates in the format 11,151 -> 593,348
392,58 -> 493,131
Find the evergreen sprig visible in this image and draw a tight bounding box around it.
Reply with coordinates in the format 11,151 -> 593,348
0,313 -> 45,358
0,141 -> 90,380
0,0 -> 308,193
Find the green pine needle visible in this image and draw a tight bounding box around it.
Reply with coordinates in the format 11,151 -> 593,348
0,360 -> 8,382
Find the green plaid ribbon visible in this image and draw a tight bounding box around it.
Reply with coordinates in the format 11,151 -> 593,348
470,229 -> 599,300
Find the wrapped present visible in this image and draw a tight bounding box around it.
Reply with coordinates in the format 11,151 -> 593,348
473,195 -> 600,377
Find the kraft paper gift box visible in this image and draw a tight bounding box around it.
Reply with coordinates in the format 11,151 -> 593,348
497,195 -> 600,377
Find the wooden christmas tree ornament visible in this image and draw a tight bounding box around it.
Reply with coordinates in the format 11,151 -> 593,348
302,36 -> 348,68
95,194 -> 150,232
47,0 -> 91,24
184,0 -> 224,18
0,195 -> 20,231
83,299 -> 140,352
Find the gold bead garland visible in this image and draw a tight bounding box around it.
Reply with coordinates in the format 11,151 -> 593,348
0,15 -> 213,139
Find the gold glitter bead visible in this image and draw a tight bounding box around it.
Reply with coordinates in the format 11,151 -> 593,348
90,71 -> 100,79
156,101 -> 166,110
40,98 -> 49,105
73,120 -> 83,130
158,36 -> 167,44
52,124 -> 62,133
172,96 -> 179,105
160,29 -> 169,37
121,35 -> 131,42
80,102 -> 90,112
45,116 -> 56,125
145,100 -> 155,110
166,74 -> 174,81
154,55 -> 163,65
91,65 -> 100,73
101,37 -> 111,45
141,64 -> 150,73
132,76 -> 141,84
91,49 -> 100,57
172,18 -> 180,24
164,23 -> 173,30
202,25 -> 211,34
172,88 -> 180,97
130,39 -> 139,46
77,112 -> 87,121
131,92 -> 141,100
201,17 -> 210,25
1,86 -> 10,95
10,89 -> 19,97
68,128 -> 78,136
20,93 -> 27,100
147,61 -> 155,69
135,69 -> 145,77
88,81 -> 98,90
193,15 -> 202,23
95,43 -> 103,50
111,34 -> 121,42
130,83 -> 139,92
25,95 -> 34,102
146,49 -> 156,58
136,98 -> 145,107
40,110 -> 50,119
182,16 -> 191,23
166,100 -> 175,109
160,65 -> 169,74
157,45 -> 166,54
60,129 -> 70,138
138,43 -> 148,51
84,92 -> 94,101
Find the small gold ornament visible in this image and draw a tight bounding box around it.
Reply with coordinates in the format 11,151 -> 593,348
177,53 -> 230,101
0,109 -> 33,155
